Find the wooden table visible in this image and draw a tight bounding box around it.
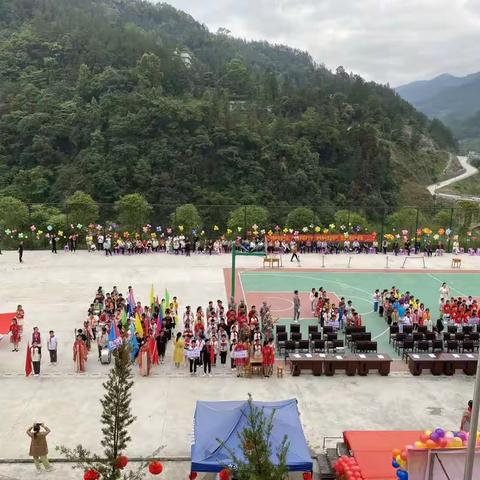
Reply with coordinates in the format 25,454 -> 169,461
407,353 -> 443,376
439,352 -> 477,375
356,353 -> 392,376
323,354 -> 357,376
288,353 -> 324,376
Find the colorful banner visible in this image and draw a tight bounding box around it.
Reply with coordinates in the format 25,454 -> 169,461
265,233 -> 377,242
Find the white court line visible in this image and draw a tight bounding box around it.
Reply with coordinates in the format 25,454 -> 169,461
427,273 -> 467,297
373,327 -> 390,340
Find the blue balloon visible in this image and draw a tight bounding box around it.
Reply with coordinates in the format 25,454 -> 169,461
392,460 -> 400,468
397,470 -> 408,480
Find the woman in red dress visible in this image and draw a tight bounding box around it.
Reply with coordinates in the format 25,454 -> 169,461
262,339 -> 275,377
9,318 -> 21,352
15,305 -> 25,335
73,335 -> 88,373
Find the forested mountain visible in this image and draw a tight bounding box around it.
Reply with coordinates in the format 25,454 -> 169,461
396,72 -> 480,147
0,0 -> 456,220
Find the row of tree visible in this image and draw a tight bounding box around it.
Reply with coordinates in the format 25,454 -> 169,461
1,191 -> 479,238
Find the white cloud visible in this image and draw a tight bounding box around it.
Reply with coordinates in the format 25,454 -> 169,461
158,0 -> 480,86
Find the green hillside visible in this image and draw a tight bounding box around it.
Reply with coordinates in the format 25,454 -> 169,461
0,0 -> 456,221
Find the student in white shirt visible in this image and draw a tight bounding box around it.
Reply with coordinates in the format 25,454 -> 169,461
47,330 -> 58,365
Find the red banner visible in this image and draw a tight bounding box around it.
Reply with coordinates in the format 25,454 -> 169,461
266,233 -> 377,242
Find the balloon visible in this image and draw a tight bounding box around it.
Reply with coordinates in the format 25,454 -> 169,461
457,431 -> 467,441
115,455 -> 128,469
414,441 -> 425,449
400,450 -> 407,460
435,428 -> 445,438
302,473 -> 312,480
424,430 -> 432,437
445,431 -> 454,440
392,448 -> 401,458
439,438 -> 448,448
425,439 -> 437,449
452,437 -> 463,447
392,460 -> 400,468
397,470 -> 408,480
419,433 -> 429,443
189,473 -> 198,480
430,432 -> 439,442
219,469 -> 231,480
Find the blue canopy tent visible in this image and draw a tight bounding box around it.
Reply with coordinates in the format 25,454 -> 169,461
191,398 -> 312,473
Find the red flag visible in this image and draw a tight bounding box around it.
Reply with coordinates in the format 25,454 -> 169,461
25,342 -> 32,377
148,336 -> 159,365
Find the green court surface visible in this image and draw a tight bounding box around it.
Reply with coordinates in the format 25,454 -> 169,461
240,270 -> 480,357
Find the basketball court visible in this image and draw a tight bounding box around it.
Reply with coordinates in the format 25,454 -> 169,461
225,267 -> 480,355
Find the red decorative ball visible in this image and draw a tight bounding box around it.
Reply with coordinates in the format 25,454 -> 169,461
115,455 -> 129,469
189,473 -> 198,480
303,473 -> 312,480
148,460 -> 163,475
83,469 -> 99,480
219,468 -> 230,480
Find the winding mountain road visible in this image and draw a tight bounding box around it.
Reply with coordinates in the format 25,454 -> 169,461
427,155 -> 480,202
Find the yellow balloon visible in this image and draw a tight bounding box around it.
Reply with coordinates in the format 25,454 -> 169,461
414,441 -> 425,449
424,430 -> 432,436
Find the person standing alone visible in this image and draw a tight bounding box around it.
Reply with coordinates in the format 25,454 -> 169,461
18,241 -> 24,263
47,330 -> 57,365
27,423 -> 53,472
293,290 -> 301,323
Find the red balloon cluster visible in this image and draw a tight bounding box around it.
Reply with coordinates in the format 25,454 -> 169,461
189,473 -> 198,480
115,455 -> 129,470
333,455 -> 364,480
83,469 -> 99,480
219,468 -> 231,480
148,460 -> 163,475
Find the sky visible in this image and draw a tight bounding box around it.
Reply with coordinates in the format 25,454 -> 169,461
160,0 -> 480,87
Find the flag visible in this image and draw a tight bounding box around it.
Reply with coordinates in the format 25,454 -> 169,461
25,343 -> 32,377
127,302 -> 133,318
134,313 -> 144,337
120,309 -> 128,329
148,336 -> 159,365
108,321 -> 122,351
165,288 -> 170,308
129,324 -> 139,361
149,284 -> 155,308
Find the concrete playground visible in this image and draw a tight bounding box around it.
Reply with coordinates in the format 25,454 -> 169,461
0,250 -> 479,479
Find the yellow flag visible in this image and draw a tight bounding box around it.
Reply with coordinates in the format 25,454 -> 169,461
149,284 -> 155,307
134,313 -> 143,336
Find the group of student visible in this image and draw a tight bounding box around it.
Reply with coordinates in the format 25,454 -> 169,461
377,287 -> 433,331
179,298 -> 276,377
375,283 -> 479,332
84,234 -> 234,256
307,288 -> 362,330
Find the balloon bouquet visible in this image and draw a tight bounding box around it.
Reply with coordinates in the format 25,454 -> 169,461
332,455 -> 364,479
392,428 -> 480,480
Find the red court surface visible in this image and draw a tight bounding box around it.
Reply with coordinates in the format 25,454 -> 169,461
344,430 -> 422,480
244,291 -> 339,319
0,312 -> 15,335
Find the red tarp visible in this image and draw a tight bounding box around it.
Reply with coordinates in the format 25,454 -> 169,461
344,431 -> 422,480
0,312 -> 16,335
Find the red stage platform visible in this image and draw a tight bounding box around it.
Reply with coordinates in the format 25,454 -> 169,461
344,430 -> 422,480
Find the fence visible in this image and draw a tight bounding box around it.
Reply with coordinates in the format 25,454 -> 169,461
2,199 -> 480,251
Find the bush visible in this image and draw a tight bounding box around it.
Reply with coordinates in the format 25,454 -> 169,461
228,206 -> 269,231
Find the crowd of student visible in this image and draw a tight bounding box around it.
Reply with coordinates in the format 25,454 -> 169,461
376,282 -> 479,332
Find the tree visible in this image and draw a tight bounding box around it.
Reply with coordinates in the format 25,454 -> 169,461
286,207 -> 317,230
115,194 -> 151,230
0,196 -> 29,229
219,395 -> 289,480
228,206 -> 269,231
66,191 -> 99,226
334,210 -> 369,229
58,342 -> 156,479
171,204 -> 202,235
386,208 -> 426,233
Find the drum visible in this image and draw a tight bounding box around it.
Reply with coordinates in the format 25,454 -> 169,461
100,347 -> 111,365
